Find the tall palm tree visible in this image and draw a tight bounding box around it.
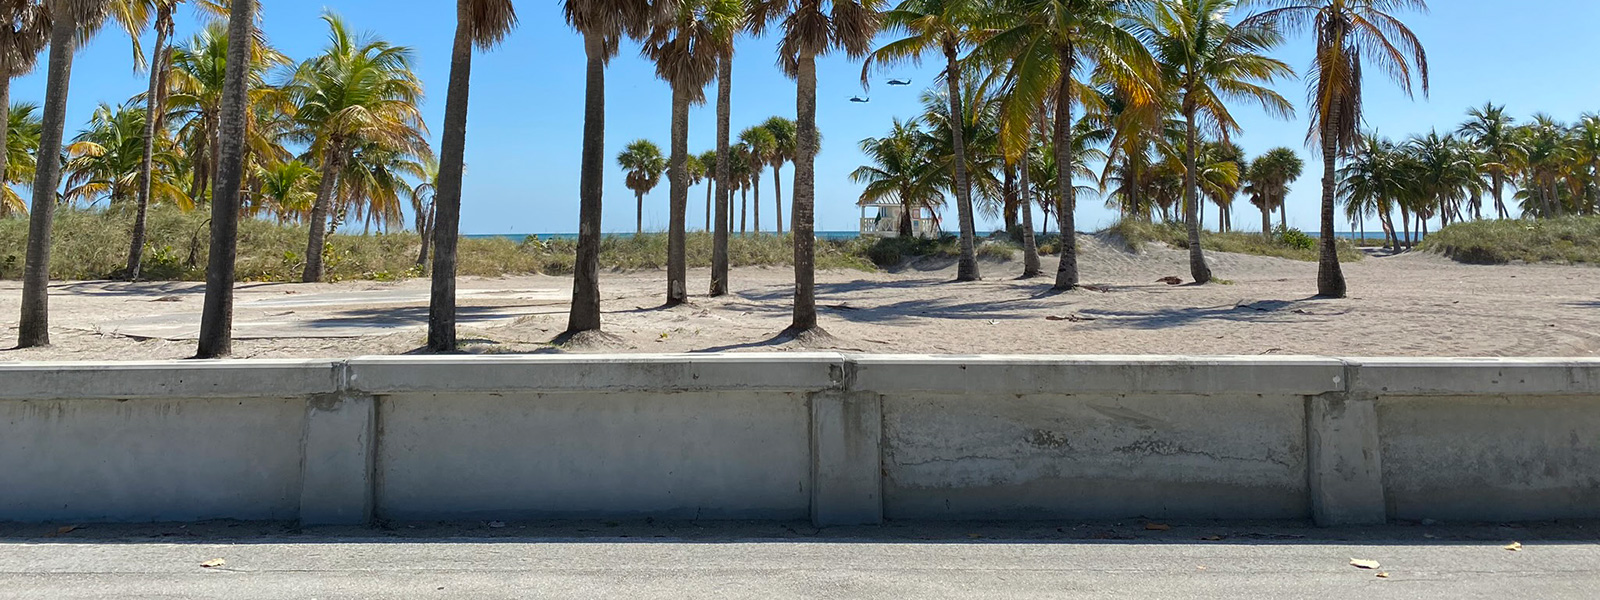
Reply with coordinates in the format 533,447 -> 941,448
257,158 -> 316,224
1457,102 -> 1519,220
738,124 -> 775,232
985,0 -> 1157,291
750,0 -> 882,336
643,0 -> 738,305
423,2 -> 521,352
760,116 -> 795,232
865,0 -> 986,281
193,0 -> 254,358
18,0 -> 112,349
1134,0 -> 1292,284
617,138 -> 666,235
851,117 -> 944,237
287,13 -> 427,283
0,1 -> 49,219
1,101 -> 41,216
1242,0 -> 1429,298
125,0 -> 225,280
1244,146 -> 1301,236
563,0 -> 667,335
697,148 -> 717,229
409,154 -> 438,265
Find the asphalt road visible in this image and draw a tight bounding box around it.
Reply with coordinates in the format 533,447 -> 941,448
3,521 -> 1597,599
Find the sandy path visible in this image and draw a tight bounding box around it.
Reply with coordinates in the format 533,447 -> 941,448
2,237 -> 1596,361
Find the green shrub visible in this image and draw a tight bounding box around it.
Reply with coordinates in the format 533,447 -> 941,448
1275,226 -> 1316,251
1100,218 -> 1361,262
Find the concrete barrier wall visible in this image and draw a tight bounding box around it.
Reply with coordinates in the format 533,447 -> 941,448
2,355 -> 1597,526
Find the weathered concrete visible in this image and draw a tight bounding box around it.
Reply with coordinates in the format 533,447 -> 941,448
4,355 -> 1600,526
810,391 -> 883,526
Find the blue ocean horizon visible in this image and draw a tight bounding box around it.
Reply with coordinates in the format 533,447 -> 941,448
465,230 -> 1401,242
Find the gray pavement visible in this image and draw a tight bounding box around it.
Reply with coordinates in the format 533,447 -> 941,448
2,521 -> 1597,599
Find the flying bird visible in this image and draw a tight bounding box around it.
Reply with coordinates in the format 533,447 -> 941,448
887,78 -> 912,86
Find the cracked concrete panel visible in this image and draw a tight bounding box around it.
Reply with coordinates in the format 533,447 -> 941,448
1378,395 -> 1600,521
882,393 -> 1308,520
375,391 -> 811,521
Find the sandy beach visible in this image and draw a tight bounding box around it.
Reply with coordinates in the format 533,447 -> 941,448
2,237 -> 1596,361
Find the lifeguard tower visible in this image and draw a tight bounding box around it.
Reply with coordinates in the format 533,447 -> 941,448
857,198 -> 937,238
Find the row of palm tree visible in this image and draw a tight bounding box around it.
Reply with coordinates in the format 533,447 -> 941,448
615,115 -> 808,236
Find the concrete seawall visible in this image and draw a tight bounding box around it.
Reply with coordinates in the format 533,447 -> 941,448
3,355 -> 1597,526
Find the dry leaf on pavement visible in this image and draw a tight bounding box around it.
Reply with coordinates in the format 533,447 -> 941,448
1349,558 -> 1381,570
200,558 -> 226,568
1144,523 -> 1171,531
1376,572 -> 1391,578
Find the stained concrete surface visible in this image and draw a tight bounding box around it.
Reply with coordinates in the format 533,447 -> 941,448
2,520 -> 1597,599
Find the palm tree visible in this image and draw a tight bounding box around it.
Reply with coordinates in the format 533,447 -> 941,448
18,0 -> 113,349
985,0 -> 1157,291
1244,147 -> 1301,236
618,138 -> 666,234
750,0 -> 882,336
258,159 -> 316,224
1514,114 -> 1569,218
760,116 -> 795,232
287,13 -> 427,283
738,124 -> 775,233
1,101 -> 41,216
0,1 -> 49,219
409,154 -> 438,265
1457,102 -> 1519,220
1242,0 -> 1429,298
563,0 -> 666,335
865,0 -> 986,281
193,0 -> 254,358
339,140 -> 429,234
63,102 -> 190,210
643,0 -> 738,305
697,148 -> 717,229
851,117 -> 944,237
1134,0 -> 1292,284
126,0 -> 225,280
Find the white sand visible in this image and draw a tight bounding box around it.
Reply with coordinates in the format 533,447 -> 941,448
2,236 -> 1597,361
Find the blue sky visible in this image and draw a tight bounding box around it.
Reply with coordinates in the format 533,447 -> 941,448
14,0 -> 1600,234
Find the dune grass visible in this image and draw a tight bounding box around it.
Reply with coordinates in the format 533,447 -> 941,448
1103,219 -> 1364,262
0,208 -> 890,282
1423,216 -> 1600,265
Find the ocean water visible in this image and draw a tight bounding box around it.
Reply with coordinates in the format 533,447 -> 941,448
464,231 -> 1397,242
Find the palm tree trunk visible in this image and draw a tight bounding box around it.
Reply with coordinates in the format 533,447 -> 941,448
415,208 -> 431,266
0,76 -> 9,204
16,11 -> 79,349
899,197 -> 912,237
1315,103 -> 1346,297
705,177 -> 712,231
302,138 -> 344,282
710,54 -> 731,296
426,0 -> 476,351
944,43 -> 979,282
666,84 -> 689,306
752,167 -> 760,234
195,0 -> 257,359
739,187 -> 747,234
1279,200 -> 1287,231
126,8 -> 173,281
1020,154 -> 1040,279
1400,206 -> 1411,249
565,32 -> 608,334
1261,205 -> 1272,240
1182,101 -> 1211,284
772,163 -> 784,233
635,190 -> 643,235
787,50 -> 819,334
1051,45 -> 1079,290
1003,164 -> 1018,233
1492,172 -> 1507,219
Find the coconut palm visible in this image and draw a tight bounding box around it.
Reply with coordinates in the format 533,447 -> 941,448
163,21 -> 287,203
1,101 -> 40,216
18,0 -> 115,348
62,102 -> 190,210
851,117 -> 945,237
1242,0 -> 1429,298
643,0 -> 738,305
984,0 -> 1157,290
1568,114 -> 1600,216
338,139 -> 429,234
408,154 -> 438,263
749,0 -> 882,336
0,1 -> 49,219
427,0 -> 517,350
864,0 -> 988,281
287,13 -> 427,283
738,124 -> 775,233
194,0 -> 255,358
617,138 -> 666,235
1133,0 -> 1292,284
1457,102 -> 1519,220
258,159 -> 316,224
759,116 -> 795,232
1513,114 -> 1571,219
563,0 -> 668,335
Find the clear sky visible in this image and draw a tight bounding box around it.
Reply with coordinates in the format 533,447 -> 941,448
15,0 -> 1600,235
